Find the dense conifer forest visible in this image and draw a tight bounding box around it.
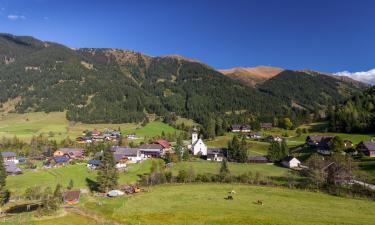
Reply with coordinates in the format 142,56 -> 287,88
0,33 -> 367,126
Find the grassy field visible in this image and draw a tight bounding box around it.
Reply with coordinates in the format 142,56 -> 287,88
0,112 -> 179,142
80,183 -> 375,225
6,160 -> 155,194
171,161 -> 288,177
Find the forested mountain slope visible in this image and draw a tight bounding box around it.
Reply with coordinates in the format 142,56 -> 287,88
0,33 -> 365,125
258,70 -> 363,111
0,33 -> 288,124
328,86 -> 375,133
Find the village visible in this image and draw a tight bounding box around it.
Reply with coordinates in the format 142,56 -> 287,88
1,120 -> 374,211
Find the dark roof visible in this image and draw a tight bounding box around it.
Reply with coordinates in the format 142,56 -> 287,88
207,148 -> 226,155
317,137 -> 334,148
139,144 -> 163,150
87,159 -> 101,166
63,190 -> 80,202
4,161 -> 21,174
261,123 -> 273,128
281,156 -> 297,162
307,136 -> 334,143
231,124 -> 251,130
248,156 -> 268,161
361,141 -> 375,151
112,147 -> 139,156
113,154 -> 125,163
54,156 -> 69,163
1,151 -> 16,158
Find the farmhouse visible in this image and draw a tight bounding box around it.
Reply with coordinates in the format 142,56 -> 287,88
53,148 -> 84,159
248,132 -> 262,139
76,136 -> 92,144
87,159 -> 101,169
152,139 -> 172,153
139,144 -> 164,158
1,151 -> 18,164
306,136 -> 334,155
112,146 -> 144,163
230,124 -> 251,133
4,161 -> 22,175
281,156 -> 301,168
50,156 -> 70,166
113,154 -> 128,169
189,129 -> 207,156
126,133 -> 136,139
63,190 -> 81,205
260,123 -> 273,129
357,141 -> 375,157
207,148 -> 227,161
266,135 -> 282,142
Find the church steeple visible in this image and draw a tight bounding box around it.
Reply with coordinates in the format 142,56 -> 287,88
192,127 -> 198,144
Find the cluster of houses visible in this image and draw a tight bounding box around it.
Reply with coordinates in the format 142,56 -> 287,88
76,128 -> 137,144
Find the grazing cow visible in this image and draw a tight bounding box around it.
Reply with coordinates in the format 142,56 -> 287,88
256,200 -> 263,205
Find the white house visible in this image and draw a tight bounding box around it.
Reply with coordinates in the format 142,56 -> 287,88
189,130 -> 207,156
281,156 -> 301,168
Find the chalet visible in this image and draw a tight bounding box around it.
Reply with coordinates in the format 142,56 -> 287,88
357,141 -> 375,157
207,148 -> 227,161
111,146 -> 143,163
93,135 -> 105,142
139,144 -> 164,158
306,136 -> 334,155
113,154 -> 128,169
87,159 -> 101,169
231,124 -> 251,133
4,161 -> 22,175
63,190 -> 81,205
1,152 -> 18,164
266,135 -> 282,142
53,148 -> 84,159
49,155 -> 69,165
248,132 -> 262,139
248,156 -> 268,163
344,140 -> 353,148
152,139 -> 172,153
281,156 -> 301,168
126,133 -> 136,139
76,136 -> 92,144
261,123 -> 273,129
91,129 -> 101,137
189,129 -> 207,156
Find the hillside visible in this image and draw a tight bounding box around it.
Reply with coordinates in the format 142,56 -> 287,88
258,70 -> 363,111
219,66 -> 284,86
0,33 -> 364,124
328,86 -> 375,132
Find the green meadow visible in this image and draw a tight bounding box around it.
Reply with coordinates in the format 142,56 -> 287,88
0,112 -> 179,142
81,183 -> 375,225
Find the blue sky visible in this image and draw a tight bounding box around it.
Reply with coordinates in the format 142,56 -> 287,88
0,0 -> 374,76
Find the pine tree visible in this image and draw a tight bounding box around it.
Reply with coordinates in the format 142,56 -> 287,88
67,179 -> 74,190
237,137 -> 248,163
268,141 -> 281,161
280,139 -> 289,158
219,158 -> 230,176
0,153 -> 9,205
97,146 -> 119,193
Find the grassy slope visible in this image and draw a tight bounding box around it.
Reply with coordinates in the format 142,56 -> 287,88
0,112 -> 179,141
171,161 -> 288,177
82,183 -> 375,225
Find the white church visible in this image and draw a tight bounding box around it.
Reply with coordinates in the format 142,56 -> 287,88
188,129 -> 207,156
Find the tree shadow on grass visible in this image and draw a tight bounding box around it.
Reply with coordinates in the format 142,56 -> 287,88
86,177 -> 98,192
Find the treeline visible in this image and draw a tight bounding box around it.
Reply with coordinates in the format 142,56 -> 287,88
328,86 -> 375,133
